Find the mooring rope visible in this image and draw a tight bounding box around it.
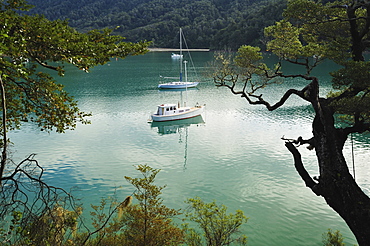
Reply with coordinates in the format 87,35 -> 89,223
351,133 -> 356,180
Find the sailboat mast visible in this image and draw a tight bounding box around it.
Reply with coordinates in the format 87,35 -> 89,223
179,28 -> 183,82
184,60 -> 188,107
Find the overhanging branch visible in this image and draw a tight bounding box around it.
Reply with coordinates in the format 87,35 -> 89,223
234,76 -> 318,111
34,57 -> 59,71
285,142 -> 322,196
343,119 -> 370,136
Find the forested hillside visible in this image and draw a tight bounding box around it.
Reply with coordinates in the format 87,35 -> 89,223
25,0 -> 286,50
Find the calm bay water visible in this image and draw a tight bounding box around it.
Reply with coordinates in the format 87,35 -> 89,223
9,51 -> 369,245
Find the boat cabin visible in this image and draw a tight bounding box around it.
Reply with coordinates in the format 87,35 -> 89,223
151,102 -> 204,122
155,103 -> 190,116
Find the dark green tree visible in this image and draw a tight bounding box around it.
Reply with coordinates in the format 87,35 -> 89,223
183,197 -> 248,246
26,0 -> 287,50
213,0 -> 370,244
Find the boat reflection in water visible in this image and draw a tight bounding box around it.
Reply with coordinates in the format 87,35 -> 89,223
151,115 -> 205,169
150,115 -> 205,135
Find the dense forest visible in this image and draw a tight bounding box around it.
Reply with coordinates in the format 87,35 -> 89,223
25,0 -> 286,50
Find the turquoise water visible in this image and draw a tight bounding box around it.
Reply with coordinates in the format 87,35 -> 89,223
8,52 -> 368,245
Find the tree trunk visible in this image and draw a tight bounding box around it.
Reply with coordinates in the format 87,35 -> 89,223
313,106 -> 370,245
347,6 -> 365,62
287,95 -> 370,245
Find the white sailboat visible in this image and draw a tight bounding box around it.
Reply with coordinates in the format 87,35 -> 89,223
158,28 -> 199,89
151,61 -> 205,122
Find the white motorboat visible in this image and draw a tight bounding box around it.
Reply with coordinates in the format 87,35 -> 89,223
151,103 -> 204,122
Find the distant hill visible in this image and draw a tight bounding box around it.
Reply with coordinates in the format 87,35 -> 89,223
25,0 -> 286,50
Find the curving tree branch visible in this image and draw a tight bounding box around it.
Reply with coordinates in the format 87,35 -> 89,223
0,75 -> 7,182
215,66 -> 319,111
284,141 -> 321,195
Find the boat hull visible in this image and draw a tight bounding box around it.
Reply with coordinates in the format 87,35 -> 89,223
151,105 -> 204,122
158,82 -> 199,89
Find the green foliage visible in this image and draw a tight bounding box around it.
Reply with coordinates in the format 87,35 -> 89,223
22,205 -> 81,246
322,229 -> 345,246
0,164 -> 251,245
89,197 -> 118,240
81,164 -> 187,246
83,165 -> 248,246
184,197 -> 248,246
216,0 -> 370,127
263,0 -> 369,65
0,205 -> 82,246
122,164 -> 184,246
282,0 -> 351,63
212,48 -> 279,98
85,196 -> 128,245
182,224 -> 203,246
235,46 -> 263,67
329,61 -> 370,122
331,61 -> 370,90
235,45 -> 269,76
0,0 -> 149,133
275,0 -> 370,126
0,211 -> 26,245
265,20 -> 303,59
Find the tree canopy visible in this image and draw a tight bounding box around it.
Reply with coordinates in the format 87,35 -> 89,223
213,0 -> 370,244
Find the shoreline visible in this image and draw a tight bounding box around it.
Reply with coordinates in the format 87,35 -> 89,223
148,48 -> 210,52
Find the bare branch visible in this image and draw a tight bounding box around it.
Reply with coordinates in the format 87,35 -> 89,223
213,51 -> 321,112
281,136 -> 315,150
0,154 -> 83,244
222,76 -> 318,111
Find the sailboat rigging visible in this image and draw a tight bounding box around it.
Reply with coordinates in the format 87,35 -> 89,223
158,28 -> 199,89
